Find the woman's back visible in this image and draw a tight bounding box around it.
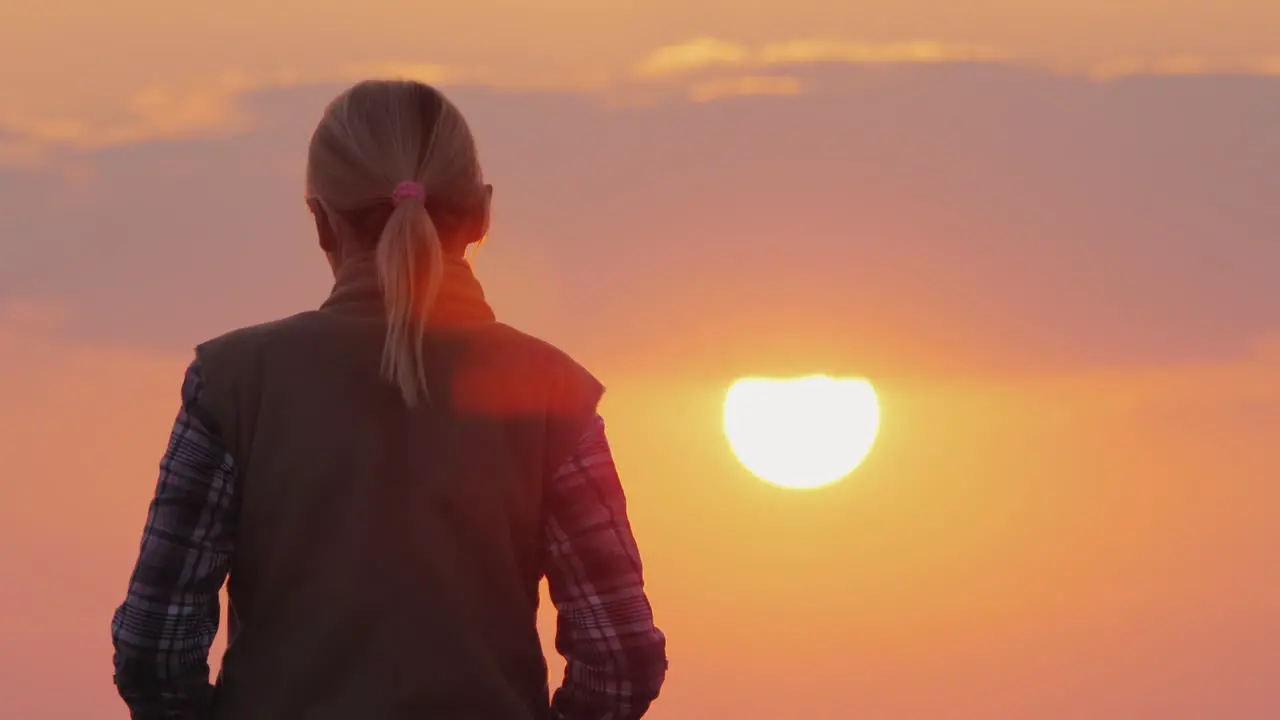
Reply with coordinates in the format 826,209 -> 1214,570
199,264 -> 600,718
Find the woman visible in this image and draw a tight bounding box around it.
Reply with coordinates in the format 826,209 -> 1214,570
110,80 -> 667,720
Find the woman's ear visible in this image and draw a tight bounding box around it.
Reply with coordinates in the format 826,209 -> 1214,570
310,200 -> 340,253
478,184 -> 493,240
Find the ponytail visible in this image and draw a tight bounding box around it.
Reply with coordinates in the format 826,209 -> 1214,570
305,80 -> 481,406
376,193 -> 444,406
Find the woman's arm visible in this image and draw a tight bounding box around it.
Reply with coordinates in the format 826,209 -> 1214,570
543,415 -> 668,720
111,358 -> 237,719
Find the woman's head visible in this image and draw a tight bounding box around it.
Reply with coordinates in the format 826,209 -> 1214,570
305,80 -> 491,406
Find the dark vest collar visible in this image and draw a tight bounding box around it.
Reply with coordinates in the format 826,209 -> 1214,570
320,254 -> 497,327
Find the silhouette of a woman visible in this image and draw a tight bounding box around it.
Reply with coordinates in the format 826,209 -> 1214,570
111,80 -> 667,720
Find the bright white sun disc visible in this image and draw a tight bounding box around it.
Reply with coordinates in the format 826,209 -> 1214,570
723,375 -> 880,490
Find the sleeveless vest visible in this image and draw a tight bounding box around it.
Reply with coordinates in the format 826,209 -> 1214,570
197,257 -> 603,719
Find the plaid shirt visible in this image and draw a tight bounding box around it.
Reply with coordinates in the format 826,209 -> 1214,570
111,358 -> 667,719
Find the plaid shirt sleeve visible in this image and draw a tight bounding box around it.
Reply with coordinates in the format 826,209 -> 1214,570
545,415 -> 668,720
111,357 -> 237,720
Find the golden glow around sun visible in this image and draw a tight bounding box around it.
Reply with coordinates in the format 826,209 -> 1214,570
723,375 -> 881,490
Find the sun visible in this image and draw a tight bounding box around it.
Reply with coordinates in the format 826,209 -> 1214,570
723,375 -> 881,490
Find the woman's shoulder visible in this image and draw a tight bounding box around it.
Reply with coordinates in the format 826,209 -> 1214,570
458,322 -> 603,405
195,310 -> 341,357
474,323 -> 594,377
464,324 -> 604,465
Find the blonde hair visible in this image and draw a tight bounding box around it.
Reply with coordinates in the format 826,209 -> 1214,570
306,80 -> 484,406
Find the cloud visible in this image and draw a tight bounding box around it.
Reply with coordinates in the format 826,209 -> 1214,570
633,37 -> 753,77
1,72 -> 264,152
759,39 -> 1006,66
1088,54 -> 1280,80
0,58 -> 610,164
6,36 -> 1280,163
1,65 -> 1276,380
634,37 -> 1004,79
0,59 -> 639,166
0,131 -> 45,168
637,37 -> 1280,87
687,74 -> 803,102
0,64 -> 452,165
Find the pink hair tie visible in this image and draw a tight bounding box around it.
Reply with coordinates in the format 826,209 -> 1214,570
391,180 -> 425,206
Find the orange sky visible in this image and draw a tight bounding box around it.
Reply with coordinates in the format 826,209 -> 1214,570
2,2 -> 1279,718
4,0 -> 1280,153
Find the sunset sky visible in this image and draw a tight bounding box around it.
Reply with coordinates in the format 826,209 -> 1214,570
2,2 -> 1279,718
